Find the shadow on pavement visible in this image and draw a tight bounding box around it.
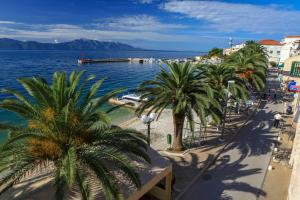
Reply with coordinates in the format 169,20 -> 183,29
182,98 -> 282,199
192,154 -> 266,200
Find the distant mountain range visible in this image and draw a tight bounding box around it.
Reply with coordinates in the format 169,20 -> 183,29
0,38 -> 141,51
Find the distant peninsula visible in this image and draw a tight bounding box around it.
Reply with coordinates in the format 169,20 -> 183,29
0,38 -> 141,51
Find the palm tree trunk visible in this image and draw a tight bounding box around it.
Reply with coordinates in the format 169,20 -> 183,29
172,113 -> 185,151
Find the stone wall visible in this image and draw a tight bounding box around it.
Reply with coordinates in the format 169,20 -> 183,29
288,96 -> 300,199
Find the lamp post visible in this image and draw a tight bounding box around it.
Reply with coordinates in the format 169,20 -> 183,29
220,80 -> 235,142
141,113 -> 156,146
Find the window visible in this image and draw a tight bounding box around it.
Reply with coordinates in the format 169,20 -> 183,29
277,51 -> 280,54
270,51 -> 273,54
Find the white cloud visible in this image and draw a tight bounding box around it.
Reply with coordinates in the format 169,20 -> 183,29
162,1 -> 300,34
0,20 -> 16,24
96,15 -> 186,31
136,0 -> 155,4
0,18 -> 188,42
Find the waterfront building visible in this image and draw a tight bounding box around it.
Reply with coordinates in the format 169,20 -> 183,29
281,54 -> 300,200
288,111 -> 300,200
259,39 -> 282,63
282,55 -> 300,79
223,43 -> 245,55
279,36 -> 300,64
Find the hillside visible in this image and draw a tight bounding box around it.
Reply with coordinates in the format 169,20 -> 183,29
0,38 -> 141,51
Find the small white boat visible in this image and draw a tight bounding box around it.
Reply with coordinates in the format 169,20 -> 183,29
145,58 -> 155,64
122,93 -> 142,102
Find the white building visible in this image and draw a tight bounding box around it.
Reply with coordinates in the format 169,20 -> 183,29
279,36 -> 300,63
223,43 -> 245,55
259,39 -> 283,63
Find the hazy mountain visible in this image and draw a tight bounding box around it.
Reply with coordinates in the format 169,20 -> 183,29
0,38 -> 141,51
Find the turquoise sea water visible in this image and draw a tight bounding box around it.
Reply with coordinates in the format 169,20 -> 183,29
0,50 -> 201,143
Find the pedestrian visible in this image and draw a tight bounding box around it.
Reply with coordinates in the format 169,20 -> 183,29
274,93 -> 277,100
287,106 -> 293,115
263,93 -> 267,100
268,95 -> 272,101
274,113 -> 282,128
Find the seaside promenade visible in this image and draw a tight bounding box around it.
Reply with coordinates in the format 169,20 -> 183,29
121,68 -> 285,200
180,69 -> 284,199
125,108 -> 254,196
121,85 -> 264,198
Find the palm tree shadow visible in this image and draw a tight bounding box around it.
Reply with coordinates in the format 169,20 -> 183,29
163,153 -> 214,197
224,105 -> 278,157
189,154 -> 266,200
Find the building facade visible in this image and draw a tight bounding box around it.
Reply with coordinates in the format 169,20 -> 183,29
223,43 -> 245,55
259,39 -> 282,63
282,54 -> 300,200
279,36 -> 300,64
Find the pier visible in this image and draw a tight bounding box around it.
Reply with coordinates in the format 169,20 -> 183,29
78,57 -> 157,64
78,58 -> 130,64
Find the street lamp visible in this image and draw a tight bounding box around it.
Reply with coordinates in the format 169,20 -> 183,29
220,80 -> 235,142
141,113 -> 156,146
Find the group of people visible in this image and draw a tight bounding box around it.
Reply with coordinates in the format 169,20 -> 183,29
273,107 -> 292,128
263,90 -> 278,101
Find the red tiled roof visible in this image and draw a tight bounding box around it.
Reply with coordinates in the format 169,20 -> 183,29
285,36 -> 300,38
259,39 -> 282,46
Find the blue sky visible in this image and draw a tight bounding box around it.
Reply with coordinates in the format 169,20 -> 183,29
0,0 -> 300,51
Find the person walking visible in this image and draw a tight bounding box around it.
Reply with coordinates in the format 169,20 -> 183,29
274,113 -> 282,128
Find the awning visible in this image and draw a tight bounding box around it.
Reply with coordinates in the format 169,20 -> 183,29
278,63 -> 284,68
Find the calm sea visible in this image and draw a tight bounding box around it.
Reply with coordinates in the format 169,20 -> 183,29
0,50 -> 202,143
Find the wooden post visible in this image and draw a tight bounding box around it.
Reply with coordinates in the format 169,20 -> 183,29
165,166 -> 172,200
148,165 -> 173,200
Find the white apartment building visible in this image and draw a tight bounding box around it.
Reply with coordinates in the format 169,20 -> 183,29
279,36 -> 300,63
223,43 -> 245,55
259,39 -> 282,63
222,36 -> 300,64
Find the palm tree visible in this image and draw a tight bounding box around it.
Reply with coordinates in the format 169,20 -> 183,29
224,48 -> 268,91
245,40 -> 268,58
200,64 -> 249,139
136,62 -> 221,152
201,64 -> 249,101
0,71 -> 150,200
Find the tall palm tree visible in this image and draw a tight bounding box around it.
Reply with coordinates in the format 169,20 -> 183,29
224,48 -> 268,91
200,64 -> 249,139
200,64 -> 249,101
136,62 -> 221,152
245,40 -> 268,58
0,71 -> 150,200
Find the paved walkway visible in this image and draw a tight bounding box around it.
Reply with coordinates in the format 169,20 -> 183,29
180,70 -> 283,200
127,110 -> 252,194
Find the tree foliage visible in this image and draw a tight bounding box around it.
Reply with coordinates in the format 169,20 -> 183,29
224,41 -> 268,91
0,71 -> 150,200
137,62 -> 222,151
208,48 -> 224,58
